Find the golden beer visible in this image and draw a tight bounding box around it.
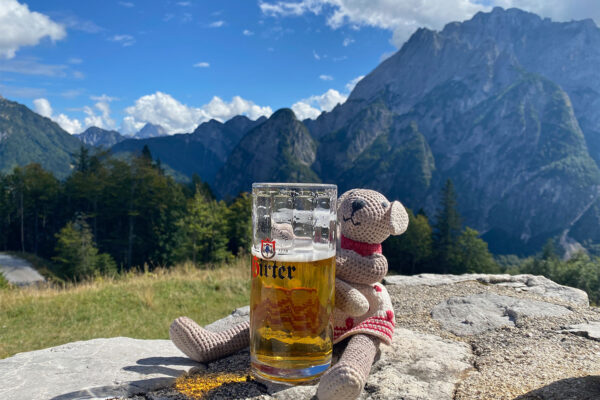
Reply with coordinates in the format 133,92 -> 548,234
250,255 -> 335,383
251,182 -> 337,383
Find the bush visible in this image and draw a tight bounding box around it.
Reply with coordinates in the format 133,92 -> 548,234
0,273 -> 10,289
53,216 -> 117,281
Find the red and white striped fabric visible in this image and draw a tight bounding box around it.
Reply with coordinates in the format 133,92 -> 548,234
332,282 -> 395,345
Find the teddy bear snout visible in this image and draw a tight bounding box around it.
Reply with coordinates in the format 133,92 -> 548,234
351,199 -> 367,213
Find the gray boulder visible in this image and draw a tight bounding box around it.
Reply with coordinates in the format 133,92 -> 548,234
431,292 -> 571,336
385,273 -> 589,306
0,337 -> 195,400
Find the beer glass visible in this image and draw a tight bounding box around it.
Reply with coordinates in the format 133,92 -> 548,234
250,183 -> 337,384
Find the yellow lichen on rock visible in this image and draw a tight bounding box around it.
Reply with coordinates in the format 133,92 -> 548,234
174,371 -> 249,398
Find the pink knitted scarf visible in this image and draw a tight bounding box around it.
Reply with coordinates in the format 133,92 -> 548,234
340,235 -> 382,257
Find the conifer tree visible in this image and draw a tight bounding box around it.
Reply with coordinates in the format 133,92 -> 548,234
433,179 -> 462,273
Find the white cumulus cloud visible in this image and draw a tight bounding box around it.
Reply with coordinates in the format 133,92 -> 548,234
33,98 -> 83,134
0,0 -> 66,58
194,62 -> 210,68
319,74 -> 333,81
33,98 -> 52,118
84,100 -> 115,130
345,75 -> 364,91
292,88 -> 347,120
260,0 -> 600,47
121,92 -> 273,135
291,75 -> 363,120
243,29 -> 254,36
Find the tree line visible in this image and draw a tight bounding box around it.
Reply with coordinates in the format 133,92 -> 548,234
0,146 -> 250,281
384,179 -> 600,304
2,148 -> 600,304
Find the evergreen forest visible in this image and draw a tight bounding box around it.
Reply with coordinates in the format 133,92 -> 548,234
2,146 -> 600,303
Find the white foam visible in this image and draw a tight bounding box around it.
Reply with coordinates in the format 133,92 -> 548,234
251,247 -> 335,262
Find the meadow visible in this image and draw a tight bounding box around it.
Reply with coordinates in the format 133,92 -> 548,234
0,258 -> 250,359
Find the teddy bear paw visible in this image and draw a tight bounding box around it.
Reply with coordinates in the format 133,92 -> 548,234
317,362 -> 365,400
169,316 -> 217,363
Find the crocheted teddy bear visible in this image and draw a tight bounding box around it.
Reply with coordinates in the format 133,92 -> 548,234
169,189 -> 409,400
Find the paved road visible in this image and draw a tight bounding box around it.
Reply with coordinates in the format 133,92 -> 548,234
0,253 -> 45,286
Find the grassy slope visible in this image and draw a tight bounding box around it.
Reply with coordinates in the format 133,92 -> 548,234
0,259 -> 250,359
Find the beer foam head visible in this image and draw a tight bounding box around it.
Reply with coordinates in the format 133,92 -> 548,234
251,246 -> 335,262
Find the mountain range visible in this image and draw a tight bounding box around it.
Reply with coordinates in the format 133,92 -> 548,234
2,7 -> 600,255
74,127 -> 125,148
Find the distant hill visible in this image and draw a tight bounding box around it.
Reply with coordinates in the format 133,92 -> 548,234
74,127 -> 125,148
132,123 -> 168,139
0,97 -> 81,178
111,115 -> 266,185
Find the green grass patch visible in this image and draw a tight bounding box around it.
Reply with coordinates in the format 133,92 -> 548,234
0,258 -> 250,359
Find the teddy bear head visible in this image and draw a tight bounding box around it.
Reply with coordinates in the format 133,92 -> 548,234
337,189 -> 409,244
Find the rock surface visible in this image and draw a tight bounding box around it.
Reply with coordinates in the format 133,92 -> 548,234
562,322 -> 600,341
431,292 -> 571,336
3,273 -> 600,400
0,253 -> 44,286
0,338 -> 196,400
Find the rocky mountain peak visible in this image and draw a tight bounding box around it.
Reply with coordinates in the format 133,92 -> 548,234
75,126 -> 124,148
134,123 -> 168,139
269,108 -> 297,122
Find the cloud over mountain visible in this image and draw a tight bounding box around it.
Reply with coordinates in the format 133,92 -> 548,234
122,92 -> 273,134
260,0 -> 600,47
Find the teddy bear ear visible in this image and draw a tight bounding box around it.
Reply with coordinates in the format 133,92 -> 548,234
389,201 -> 409,235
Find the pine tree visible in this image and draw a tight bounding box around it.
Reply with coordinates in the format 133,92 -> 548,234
75,146 -> 90,173
433,179 -> 462,273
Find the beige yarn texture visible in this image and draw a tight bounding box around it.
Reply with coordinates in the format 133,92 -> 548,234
318,189 -> 408,400
169,188 -> 409,400
317,334 -> 379,400
169,317 -> 250,363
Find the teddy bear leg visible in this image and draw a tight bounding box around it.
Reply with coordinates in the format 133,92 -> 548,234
317,334 -> 379,400
169,317 -> 250,363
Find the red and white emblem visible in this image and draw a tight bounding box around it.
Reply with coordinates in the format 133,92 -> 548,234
261,238 -> 276,259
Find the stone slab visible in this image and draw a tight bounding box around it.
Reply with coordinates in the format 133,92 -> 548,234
385,273 -> 588,306
0,337 -> 195,400
562,321 -> 600,341
432,292 -> 571,336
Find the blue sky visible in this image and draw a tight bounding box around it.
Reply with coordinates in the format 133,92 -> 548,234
1,0 -> 598,135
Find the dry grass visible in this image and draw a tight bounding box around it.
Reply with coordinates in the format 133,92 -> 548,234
0,259 -> 251,359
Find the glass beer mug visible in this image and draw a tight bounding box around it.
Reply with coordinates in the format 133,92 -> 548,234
250,183 -> 337,383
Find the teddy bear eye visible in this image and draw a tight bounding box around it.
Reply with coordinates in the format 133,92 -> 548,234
381,201 -> 389,208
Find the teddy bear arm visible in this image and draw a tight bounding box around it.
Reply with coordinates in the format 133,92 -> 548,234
337,249 -> 389,285
170,317 -> 250,363
335,278 -> 370,317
